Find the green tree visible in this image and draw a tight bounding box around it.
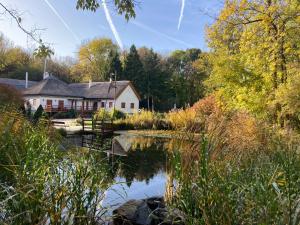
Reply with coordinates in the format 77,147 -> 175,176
123,45 -> 145,96
138,47 -> 169,111
33,42 -> 54,75
167,48 -> 205,108
76,0 -> 136,20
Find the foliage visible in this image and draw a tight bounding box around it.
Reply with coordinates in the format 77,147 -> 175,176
206,0 -> 300,123
33,42 -> 54,59
166,109 -> 197,132
0,84 -> 23,107
76,0 -> 136,20
122,45 -> 145,94
32,104 -> 45,124
94,108 -> 112,121
110,108 -> 125,120
275,72 -> 300,129
0,33 -> 74,81
71,38 -> 120,81
52,109 -> 78,119
117,110 -> 168,130
169,135 -> 300,225
0,107 -> 112,224
166,48 -> 208,108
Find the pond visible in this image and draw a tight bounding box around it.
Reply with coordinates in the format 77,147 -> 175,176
67,133 -> 190,212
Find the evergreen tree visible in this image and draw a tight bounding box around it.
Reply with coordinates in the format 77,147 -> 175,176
123,45 -> 145,98
108,51 -> 123,80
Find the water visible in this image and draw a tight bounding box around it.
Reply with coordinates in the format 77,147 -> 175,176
67,133 -> 180,211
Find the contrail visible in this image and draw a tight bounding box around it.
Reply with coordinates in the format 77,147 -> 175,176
43,0 -> 80,42
177,0 -> 185,30
131,21 -> 193,48
102,0 -> 124,50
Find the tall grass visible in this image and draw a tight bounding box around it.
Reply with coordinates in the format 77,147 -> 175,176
115,110 -> 168,130
0,107 -> 113,224
169,134 -> 300,225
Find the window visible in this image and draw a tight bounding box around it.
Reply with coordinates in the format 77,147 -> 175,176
121,102 -> 126,108
109,102 -> 113,108
130,103 -> 134,109
101,102 -> 105,108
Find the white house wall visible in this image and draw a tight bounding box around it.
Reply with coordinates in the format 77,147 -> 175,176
25,96 -> 76,111
115,85 -> 139,114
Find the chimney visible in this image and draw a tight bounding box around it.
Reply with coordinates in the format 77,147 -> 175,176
25,72 -> 28,89
89,80 -> 92,88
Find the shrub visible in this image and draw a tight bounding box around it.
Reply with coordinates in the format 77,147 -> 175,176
111,109 -> 126,120
32,104 -> 45,124
0,84 -> 23,107
94,108 -> 112,121
52,109 -> 77,119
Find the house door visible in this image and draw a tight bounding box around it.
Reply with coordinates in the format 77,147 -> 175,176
58,100 -> 64,111
46,100 -> 52,110
93,102 -> 98,111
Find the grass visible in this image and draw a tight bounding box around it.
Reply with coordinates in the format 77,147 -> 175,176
0,107 -> 113,224
168,134 -> 300,225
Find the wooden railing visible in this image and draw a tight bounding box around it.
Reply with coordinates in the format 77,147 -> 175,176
82,118 -> 114,136
44,105 -> 98,113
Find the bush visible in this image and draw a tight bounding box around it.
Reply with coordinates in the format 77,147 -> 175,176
94,108 -> 112,121
32,104 -> 45,124
111,109 -> 126,120
52,109 -> 77,119
0,84 -> 23,107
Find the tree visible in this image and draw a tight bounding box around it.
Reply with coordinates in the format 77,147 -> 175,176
205,0 -> 300,123
167,48 -> 205,108
76,0 -> 136,20
71,38 -> 119,81
108,51 -> 123,80
33,42 -> 54,76
123,45 -> 145,96
138,47 -> 169,111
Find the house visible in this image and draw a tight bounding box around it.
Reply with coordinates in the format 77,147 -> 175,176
0,74 -> 140,114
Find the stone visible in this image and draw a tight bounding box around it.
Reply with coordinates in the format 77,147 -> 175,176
113,197 -> 186,225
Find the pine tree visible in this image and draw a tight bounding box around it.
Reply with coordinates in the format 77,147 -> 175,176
123,45 -> 145,98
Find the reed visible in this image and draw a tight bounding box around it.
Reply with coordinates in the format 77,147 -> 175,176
0,107 -> 113,224
169,135 -> 300,225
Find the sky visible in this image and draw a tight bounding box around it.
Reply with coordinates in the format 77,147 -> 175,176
0,0 -> 222,58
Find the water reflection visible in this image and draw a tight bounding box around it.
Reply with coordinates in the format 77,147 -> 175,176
75,134 -> 198,209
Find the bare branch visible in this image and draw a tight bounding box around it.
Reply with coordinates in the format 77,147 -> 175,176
0,2 -> 42,44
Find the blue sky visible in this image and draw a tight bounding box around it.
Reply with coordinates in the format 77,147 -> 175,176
0,0 -> 222,57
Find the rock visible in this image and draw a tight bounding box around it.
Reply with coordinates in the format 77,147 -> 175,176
113,199 -> 144,224
113,197 -> 186,225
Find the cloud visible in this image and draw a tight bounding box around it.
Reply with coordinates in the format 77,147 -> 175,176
43,0 -> 80,42
102,0 -> 124,50
131,21 -> 193,48
177,0 -> 185,30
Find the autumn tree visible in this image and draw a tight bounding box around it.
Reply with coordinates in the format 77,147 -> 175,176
71,38 -> 120,81
206,0 -> 300,123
